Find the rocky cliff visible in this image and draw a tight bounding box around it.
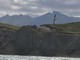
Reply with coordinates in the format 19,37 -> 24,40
0,24 -> 80,57
11,25 -> 80,57
0,28 -> 15,55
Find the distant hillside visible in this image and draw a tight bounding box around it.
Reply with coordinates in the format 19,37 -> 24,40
0,22 -> 80,33
0,23 -> 20,30
41,22 -> 80,33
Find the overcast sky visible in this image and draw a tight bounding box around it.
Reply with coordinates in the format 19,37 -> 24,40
0,0 -> 80,17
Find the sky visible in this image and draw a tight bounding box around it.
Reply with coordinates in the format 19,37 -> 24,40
0,0 -> 80,17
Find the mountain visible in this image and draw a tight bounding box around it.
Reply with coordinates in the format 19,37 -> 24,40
31,12 -> 53,25
0,14 -> 33,26
0,11 -> 80,26
31,11 -> 80,26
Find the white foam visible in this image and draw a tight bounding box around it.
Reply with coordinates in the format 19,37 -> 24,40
0,55 -> 80,60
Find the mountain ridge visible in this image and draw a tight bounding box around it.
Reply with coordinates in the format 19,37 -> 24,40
0,11 -> 80,26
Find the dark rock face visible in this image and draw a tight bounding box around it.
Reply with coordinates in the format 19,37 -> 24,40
12,26 -> 41,55
0,25 -> 80,57
0,29 -> 15,55
11,26 -> 80,57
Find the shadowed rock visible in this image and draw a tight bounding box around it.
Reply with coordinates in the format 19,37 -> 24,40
0,25 -> 80,57
11,25 -> 80,57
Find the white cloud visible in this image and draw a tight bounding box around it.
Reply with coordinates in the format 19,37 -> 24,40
13,0 -> 19,3
0,0 -> 80,17
29,6 -> 38,9
11,5 -> 21,10
0,11 -> 7,17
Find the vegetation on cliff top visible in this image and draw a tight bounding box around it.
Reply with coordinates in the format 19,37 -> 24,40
0,23 -> 20,30
41,22 -> 80,33
0,22 -> 80,32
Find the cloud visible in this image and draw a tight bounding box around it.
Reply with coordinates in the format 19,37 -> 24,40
36,0 -> 80,17
0,0 -> 80,17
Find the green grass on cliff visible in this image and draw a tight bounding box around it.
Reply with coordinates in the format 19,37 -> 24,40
0,23 -> 20,30
0,22 -> 80,33
42,22 -> 80,33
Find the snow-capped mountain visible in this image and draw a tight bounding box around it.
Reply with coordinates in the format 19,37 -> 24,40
0,11 -> 80,26
31,11 -> 80,25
